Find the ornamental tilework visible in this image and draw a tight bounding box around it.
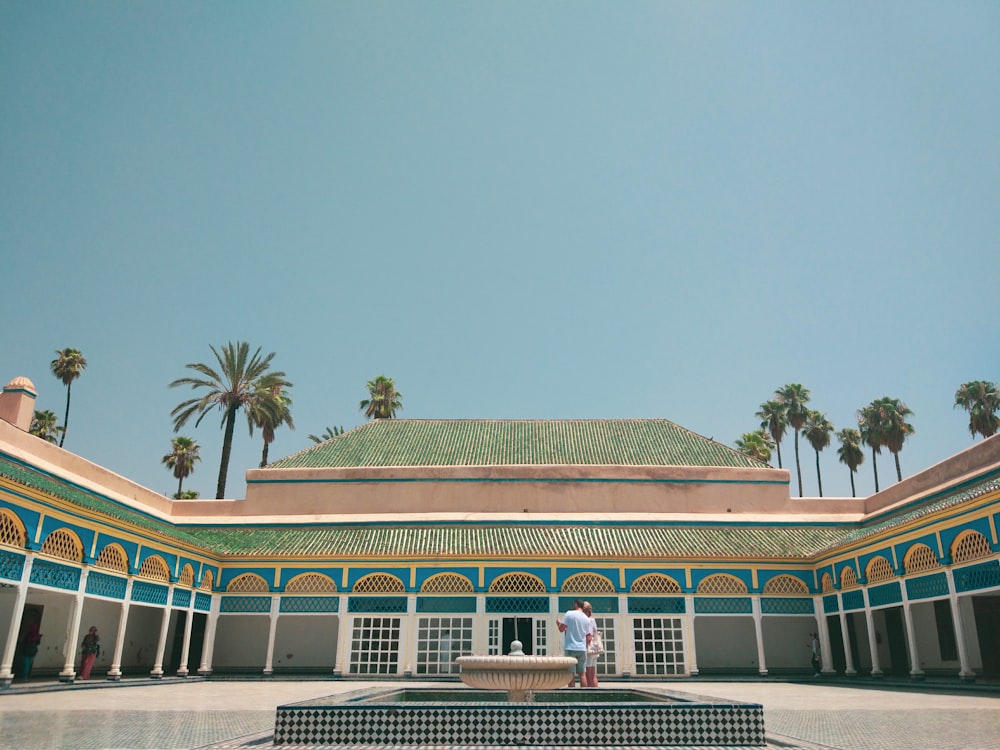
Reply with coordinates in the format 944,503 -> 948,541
867,581 -> 902,607
132,580 -> 169,605
627,596 -> 685,615
823,594 -> 839,613
273,698 -> 766,747
280,596 -> 339,613
693,597 -> 752,615
841,590 -> 865,611
194,592 -> 212,612
416,596 -> 476,613
760,597 -> 813,615
172,588 -> 191,608
557,596 -> 619,613
0,548 -> 24,581
485,596 -> 549,614
906,572 -> 949,600
29,558 -> 80,590
85,570 -> 127,599
347,596 -> 406,613
953,559 -> 1000,593
219,596 -> 271,613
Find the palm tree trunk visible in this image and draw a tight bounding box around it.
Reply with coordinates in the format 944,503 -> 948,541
814,449 -> 823,497
59,384 -> 71,447
216,406 -> 238,499
849,470 -> 856,498
260,440 -> 269,469
893,451 -> 902,482
794,431 -> 803,497
775,442 -> 783,469
177,475 -> 184,497
871,448 -> 880,493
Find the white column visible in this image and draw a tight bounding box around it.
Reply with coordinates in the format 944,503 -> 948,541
900,586 -> 923,680
945,569 -> 975,679
862,590 -> 882,677
815,597 -> 834,674
198,595 -> 220,676
0,555 -> 34,684
263,595 -> 279,676
837,593 -> 856,676
149,586 -> 173,678
402,594 -> 417,677
751,597 -> 767,676
684,594 -> 698,677
334,595 -> 351,676
59,568 -> 89,681
107,578 -> 133,681
175,593 -> 196,677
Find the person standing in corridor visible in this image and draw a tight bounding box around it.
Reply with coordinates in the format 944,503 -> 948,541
80,626 -> 100,680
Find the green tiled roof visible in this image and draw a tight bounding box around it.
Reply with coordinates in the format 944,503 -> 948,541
180,522 -> 848,559
268,419 -> 767,469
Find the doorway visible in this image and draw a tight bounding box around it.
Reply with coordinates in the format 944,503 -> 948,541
14,604 -> 43,679
501,617 -> 533,655
972,595 -> 1000,677
883,607 -> 909,676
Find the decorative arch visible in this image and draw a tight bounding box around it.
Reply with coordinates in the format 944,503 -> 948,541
420,572 -> 474,594
951,530 -> 992,564
138,554 -> 171,582
352,572 -> 405,593
285,572 -> 338,593
0,508 -> 26,548
630,573 -> 682,594
561,572 -> 615,593
177,564 -> 195,587
840,566 -> 859,589
40,528 -> 83,563
903,543 -> 941,574
865,556 -> 895,583
93,543 -> 129,574
487,572 -> 546,594
762,574 -> 809,595
821,572 -> 835,593
226,572 -> 269,593
697,574 -> 748,595
199,569 -> 214,591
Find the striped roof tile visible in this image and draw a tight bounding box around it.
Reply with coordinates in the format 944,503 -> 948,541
268,419 -> 765,469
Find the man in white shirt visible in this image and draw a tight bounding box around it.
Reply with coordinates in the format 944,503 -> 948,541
556,599 -> 592,687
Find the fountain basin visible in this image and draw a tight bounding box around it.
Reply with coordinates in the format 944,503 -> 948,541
456,653 -> 578,701
274,687 -> 766,747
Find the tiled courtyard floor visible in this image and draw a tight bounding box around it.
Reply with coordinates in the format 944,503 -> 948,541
0,677 -> 997,750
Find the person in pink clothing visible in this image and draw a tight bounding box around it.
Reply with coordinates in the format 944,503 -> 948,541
79,626 -> 100,679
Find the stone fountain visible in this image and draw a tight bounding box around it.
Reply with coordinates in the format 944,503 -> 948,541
455,639 -> 577,702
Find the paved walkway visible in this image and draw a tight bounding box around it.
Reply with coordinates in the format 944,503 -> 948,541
0,677 -> 997,750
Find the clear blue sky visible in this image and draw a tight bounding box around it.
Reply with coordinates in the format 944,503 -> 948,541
2,2 -> 997,500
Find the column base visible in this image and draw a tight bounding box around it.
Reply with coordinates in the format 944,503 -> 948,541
960,672 -> 976,683
909,672 -> 925,681
197,667 -> 213,677
58,671 -> 76,683
176,668 -> 189,678
150,670 -> 164,680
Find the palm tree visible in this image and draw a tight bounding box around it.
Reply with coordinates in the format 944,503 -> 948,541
803,410 -> 834,497
954,380 -> 1000,439
162,436 -> 201,498
248,375 -> 294,468
775,384 -> 811,497
857,401 -> 885,493
169,342 -> 287,499
756,400 -> 787,469
735,430 -> 774,464
309,426 -> 345,443
876,396 -> 914,483
29,410 -> 62,443
836,428 -> 865,498
360,375 -> 403,419
50,348 -> 86,447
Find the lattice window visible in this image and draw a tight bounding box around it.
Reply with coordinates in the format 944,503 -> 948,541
821,573 -> 834,593
177,564 -> 194,587
488,572 -> 546,594
349,616 -> 401,675
952,531 -> 992,564
696,574 -> 748,594
93,544 -> 129,574
139,555 -> 170,581
415,616 -> 473,675
866,556 -> 895,583
840,566 -> 859,589
487,618 -> 501,655
226,572 -> 269,592
904,544 -> 941,574
630,573 -> 682,594
561,572 -> 615,593
420,572 -> 474,593
762,574 -> 809,595
40,528 -> 83,562
0,509 -> 26,548
286,572 -> 338,593
353,572 -> 405,593
200,569 -> 214,591
632,617 -> 685,676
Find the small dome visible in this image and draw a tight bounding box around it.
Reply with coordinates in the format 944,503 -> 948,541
4,377 -> 36,394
